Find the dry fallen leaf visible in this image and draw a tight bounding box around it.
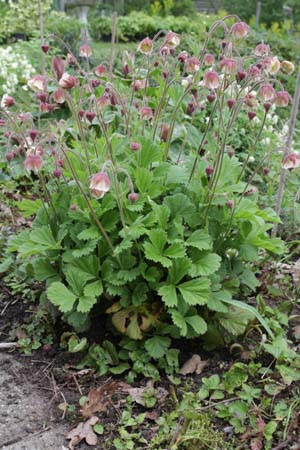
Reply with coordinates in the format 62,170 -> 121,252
66,416 -> 99,450
81,380 -> 118,418
127,380 -> 168,407
179,354 -> 209,375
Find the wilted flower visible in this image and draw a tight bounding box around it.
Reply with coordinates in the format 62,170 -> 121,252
185,57 -> 200,73
1,94 -> 15,108
204,53 -> 215,66
264,56 -> 281,75
254,43 -> 270,57
28,75 -> 47,92
231,21 -> 250,39
274,91 -> 290,107
164,31 -> 180,49
79,44 -> 92,58
53,89 -> 66,104
24,154 -> 43,173
140,106 -> 153,120
89,172 -> 110,198
58,73 -> 77,89
51,57 -> 65,80
137,37 -> 153,55
258,83 -> 275,101
128,192 -> 139,203
203,71 -> 220,89
282,153 -> 300,170
226,199 -> 234,209
6,152 -> 15,162
130,142 -> 141,151
281,60 -> 295,75
220,58 -> 237,74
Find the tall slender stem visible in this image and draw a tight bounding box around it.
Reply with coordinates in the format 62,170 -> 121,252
38,0 -> 45,75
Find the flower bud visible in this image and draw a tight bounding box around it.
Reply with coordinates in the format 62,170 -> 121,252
226,199 -> 234,209
128,192 -> 139,203
53,88 -> 66,104
29,129 -> 39,141
91,79 -> 101,88
160,46 -> 170,57
132,79 -> 146,91
227,147 -> 235,158
263,166 -> 270,175
254,43 -> 270,57
248,65 -> 261,79
205,165 -> 214,176
220,58 -> 237,74
280,60 -> 295,75
97,94 -> 110,109
130,141 -> 141,151
28,75 -> 47,92
244,92 -> 258,108
6,152 -> 14,162
236,71 -> 247,83
178,51 -> 189,63
264,102 -> 272,112
86,111 -> 96,123
57,159 -> 65,168
258,83 -> 275,101
1,94 -> 15,108
164,31 -> 180,49
79,44 -> 92,58
160,123 -> 169,142
79,110 -> 85,119
53,168 -> 62,178
274,91 -> 290,107
248,111 -> 256,120
36,92 -> 48,103
185,57 -> 200,73
203,70 -> 220,89
227,98 -> 235,109
59,73 -> 78,89
94,64 -> 107,77
282,153 -> 300,170
41,44 -> 49,54
89,172 -> 110,198
51,57 -> 65,80
231,21 -> 250,39
140,106 -> 153,120
66,53 -> 76,66
207,93 -> 216,103
24,154 -> 43,173
204,53 -> 215,66
137,37 -> 153,55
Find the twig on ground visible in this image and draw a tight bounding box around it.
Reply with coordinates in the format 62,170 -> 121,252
0,342 -> 17,350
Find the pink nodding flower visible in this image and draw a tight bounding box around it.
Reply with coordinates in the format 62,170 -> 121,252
94,64 -> 107,77
204,53 -> 215,66
220,58 -> 237,74
185,57 -> 200,73
89,172 -> 110,199
203,71 -> 220,89
231,21 -> 250,39
51,57 -> 65,81
244,92 -> 258,108
1,94 -> 15,108
24,154 -> 43,173
264,56 -> 281,75
53,89 -> 66,104
282,153 -> 300,170
137,37 -> 153,55
79,44 -> 92,58
96,94 -> 110,109
28,75 -> 47,92
164,31 -> 180,49
59,73 -> 78,89
254,43 -> 270,57
258,83 -> 275,102
160,123 -> 169,142
274,91 -> 290,107
128,192 -> 139,203
131,79 -> 146,91
130,142 -> 141,151
178,51 -> 189,63
281,60 -> 295,75
140,106 -> 153,120
66,53 -> 76,66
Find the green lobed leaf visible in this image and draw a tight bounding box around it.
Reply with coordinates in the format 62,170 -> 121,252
178,278 -> 211,306
145,336 -> 171,359
186,230 -> 212,251
47,282 -> 77,313
158,284 -> 177,307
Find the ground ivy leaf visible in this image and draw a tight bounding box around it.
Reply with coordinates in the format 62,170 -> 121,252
47,282 -> 77,312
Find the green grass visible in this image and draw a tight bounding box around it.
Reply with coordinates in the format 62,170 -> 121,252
91,41 -> 136,64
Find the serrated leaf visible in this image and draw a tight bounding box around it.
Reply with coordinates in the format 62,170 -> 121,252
186,230 -> 212,250
164,193 -> 196,224
207,290 -> 230,313
178,278 -> 211,305
65,266 -> 90,297
218,307 -> 254,335
189,253 -> 221,277
47,282 -> 77,312
72,240 -> 98,258
77,296 -> 97,313
77,226 -> 100,241
164,241 -> 186,258
144,242 -> 172,268
32,258 -> 58,281
30,226 -> 57,247
84,280 -> 103,298
170,310 -> 187,336
145,336 -> 171,359
158,284 -> 177,307
18,199 -> 42,217
185,315 -> 207,335
168,259 -> 191,285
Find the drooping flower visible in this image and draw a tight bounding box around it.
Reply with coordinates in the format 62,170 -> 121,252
130,142 -> 141,151
79,44 -> 92,58
282,153 -> 300,170
58,73 -> 78,89
1,94 -> 15,108
89,172 -> 110,198
258,83 -> 275,101
131,79 -> 146,91
160,123 -> 169,142
178,51 -> 189,63
94,64 -> 107,77
231,22 -> 250,39
137,37 -> 153,55
220,58 -> 237,74
264,56 -> 281,75
204,53 -> 215,66
128,192 -> 139,203
281,60 -> 295,75
164,31 -> 180,49
41,44 -> 49,54
53,89 -> 66,104
185,57 -> 200,73
274,91 -> 290,107
51,57 -> 65,80
24,154 -> 43,173
244,92 -> 258,108
96,94 -> 110,109
203,71 -> 220,89
28,75 -> 47,92
140,106 -> 153,120
254,43 -> 270,57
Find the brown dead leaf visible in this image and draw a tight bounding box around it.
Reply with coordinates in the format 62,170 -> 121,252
127,380 -> 168,407
66,416 -> 99,450
81,380 -> 118,418
179,354 -> 209,375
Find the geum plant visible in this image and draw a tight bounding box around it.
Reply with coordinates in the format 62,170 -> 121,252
0,17 -> 292,354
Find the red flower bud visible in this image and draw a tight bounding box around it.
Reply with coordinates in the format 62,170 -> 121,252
128,192 -> 139,203
130,142 -> 141,151
205,165 -> 214,176
160,123 -> 169,142
53,168 -> 62,178
264,102 -> 272,111
227,99 -> 235,109
41,44 -> 49,54
86,111 -> 96,123
248,111 -> 257,120
6,152 -> 14,162
236,71 -> 247,82
29,129 -> 39,141
207,93 -> 216,103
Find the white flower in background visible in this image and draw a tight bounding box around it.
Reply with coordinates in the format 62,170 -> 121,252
0,46 -> 35,96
